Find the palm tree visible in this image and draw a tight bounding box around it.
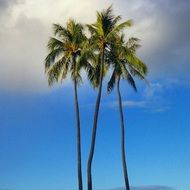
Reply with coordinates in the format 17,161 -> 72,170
86,6 -> 132,190
107,35 -> 148,190
44,19 -> 87,190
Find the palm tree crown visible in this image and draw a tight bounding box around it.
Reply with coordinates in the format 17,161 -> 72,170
107,34 -> 147,93
87,5 -> 132,51
45,19 -> 87,85
86,5 -> 133,89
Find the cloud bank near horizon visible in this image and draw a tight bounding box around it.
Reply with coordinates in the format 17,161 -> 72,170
0,0 -> 190,93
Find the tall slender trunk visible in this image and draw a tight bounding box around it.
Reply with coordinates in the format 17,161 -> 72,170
73,59 -> 83,190
116,77 -> 130,190
87,48 -> 105,190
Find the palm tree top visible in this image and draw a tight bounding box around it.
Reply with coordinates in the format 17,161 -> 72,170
87,5 -> 133,49
85,6 -> 134,89
44,19 -> 87,86
107,34 -> 148,93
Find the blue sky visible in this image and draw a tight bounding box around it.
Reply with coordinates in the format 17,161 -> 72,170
0,0 -> 190,190
1,80 -> 190,190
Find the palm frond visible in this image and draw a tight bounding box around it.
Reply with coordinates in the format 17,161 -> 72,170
126,53 -> 148,75
128,64 -> 145,80
107,69 -> 116,93
86,24 -> 98,35
120,62 -> 137,92
85,52 -> 107,89
126,37 -> 141,53
45,48 -> 64,71
112,15 -> 122,26
47,37 -> 64,51
53,24 -> 71,40
46,57 -> 69,86
95,5 -> 116,37
106,19 -> 133,40
126,71 -> 137,92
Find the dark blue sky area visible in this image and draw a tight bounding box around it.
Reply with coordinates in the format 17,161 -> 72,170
0,81 -> 190,190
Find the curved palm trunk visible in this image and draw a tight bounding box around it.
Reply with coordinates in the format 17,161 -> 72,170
87,49 -> 105,190
74,70 -> 83,190
116,77 -> 130,190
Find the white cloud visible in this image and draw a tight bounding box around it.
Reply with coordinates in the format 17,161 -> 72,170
0,0 -> 108,93
144,83 -> 163,99
109,100 -> 146,108
107,82 -> 170,113
0,0 -> 190,93
108,99 -> 169,113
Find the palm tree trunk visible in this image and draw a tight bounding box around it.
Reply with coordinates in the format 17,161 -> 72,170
74,67 -> 83,190
87,48 -> 105,190
116,77 -> 130,190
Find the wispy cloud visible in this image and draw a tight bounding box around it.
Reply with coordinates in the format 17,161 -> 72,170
109,100 -> 147,108
107,82 -> 170,113
143,83 -> 163,99
108,100 -> 169,113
